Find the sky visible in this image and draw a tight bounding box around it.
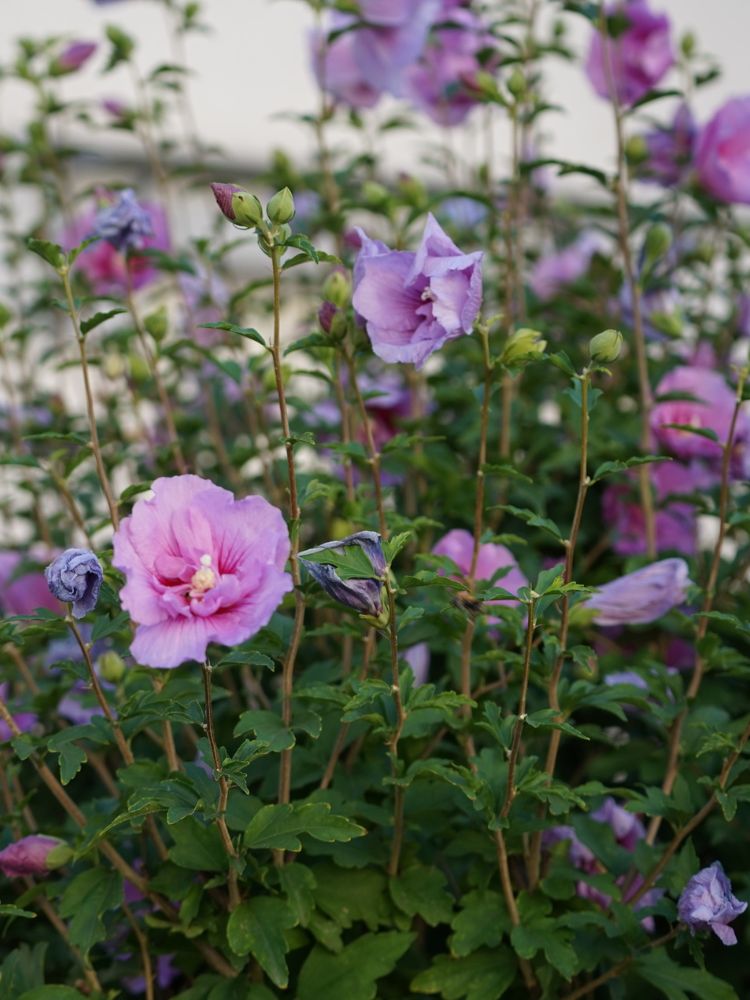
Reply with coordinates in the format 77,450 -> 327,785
0,1 -> 748,181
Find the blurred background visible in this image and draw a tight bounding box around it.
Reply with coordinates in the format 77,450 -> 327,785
1,0 -> 749,180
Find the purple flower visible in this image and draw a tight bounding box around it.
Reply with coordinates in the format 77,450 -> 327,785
432,529 -> 527,598
529,232 -> 604,301
639,103 -> 696,187
352,214 -> 483,368
52,41 -> 97,75
300,532 -> 386,621
91,189 -> 154,254
124,953 -> 178,994
736,295 -> 750,339
602,459 -> 712,557
63,196 -> 169,296
695,97 -> 750,205
311,16 -> 382,110
585,1 -> 674,108
585,558 -> 691,626
0,551 -> 61,617
0,835 -> 71,878
678,862 -> 747,945
651,366 -> 743,461
592,797 -> 645,851
402,4 -> 499,126
179,265 -> 230,348
45,548 -> 103,619
112,476 -> 292,669
404,643 -> 430,686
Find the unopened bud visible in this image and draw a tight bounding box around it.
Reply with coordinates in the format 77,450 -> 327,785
98,650 -> 126,683
128,352 -> 150,384
500,327 -> 546,367
144,305 -> 168,342
589,328 -> 623,363
210,183 -> 263,228
266,187 -> 295,225
625,135 -> 648,165
361,181 -> 389,210
322,270 -> 351,309
102,351 -> 125,379
643,224 -> 672,265
507,68 -> 526,99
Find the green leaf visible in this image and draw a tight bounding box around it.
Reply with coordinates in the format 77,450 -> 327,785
233,710 -> 295,751
244,802 -> 367,852
59,868 -> 122,954
168,818 -> 228,871
226,897 -> 297,988
449,890 -> 509,956
80,308 -> 126,335
314,865 -> 390,931
591,455 -> 671,483
91,610 -> 130,641
493,505 -> 564,542
297,931 -> 414,1000
411,949 -> 517,1000
201,321 -> 267,348
0,904 -> 36,919
634,951 -> 737,1000
279,862 -> 316,925
390,865 -> 454,927
284,333 -> 332,355
659,423 -> 719,443
27,239 -> 64,270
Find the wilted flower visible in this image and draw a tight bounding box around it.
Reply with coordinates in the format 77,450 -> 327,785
45,548 -> 103,619
403,4 -> 499,126
585,558 -> 691,625
300,531 -> 387,623
0,551 -> 61,617
651,366 -> 743,461
91,189 -> 154,253
112,476 -> 292,669
529,232 -> 604,301
585,0 -> 674,108
352,214 -> 483,368
63,197 -> 169,296
695,97 -> 750,205
678,862 -> 747,945
0,835 -> 71,878
52,41 -> 97,75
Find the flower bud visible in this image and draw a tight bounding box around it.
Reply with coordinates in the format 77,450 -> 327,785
0,835 -> 72,878
643,224 -> 672,265
144,305 -> 168,342
500,327 -> 546,367
210,183 -> 263,228
128,352 -> 150,384
45,548 -> 103,619
97,650 -> 126,683
625,135 -> 648,165
322,270 -> 351,309
361,181 -> 390,211
589,328 -> 623,364
507,68 -> 526,100
51,41 -> 97,76
266,187 -> 295,225
102,350 -> 125,379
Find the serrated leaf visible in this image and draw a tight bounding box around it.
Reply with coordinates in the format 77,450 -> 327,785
244,802 -> 366,852
168,817 -> 228,871
27,238 -> 64,270
80,308 -> 126,335
297,931 -> 414,1000
201,321 -> 267,348
233,710 -> 295,751
59,868 -> 122,954
411,949 -> 517,1000
390,865 -> 453,927
634,951 -> 737,1000
227,897 -> 296,987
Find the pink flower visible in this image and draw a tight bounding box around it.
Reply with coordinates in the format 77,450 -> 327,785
585,1 -> 674,109
529,232 -> 604,301
62,196 -> 170,296
112,476 -> 292,669
695,97 -> 750,205
432,529 -> 527,607
52,41 -> 97,75
651,366 -> 744,461
0,835 -> 70,878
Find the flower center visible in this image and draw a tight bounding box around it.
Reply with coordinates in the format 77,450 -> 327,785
420,287 -> 435,302
190,554 -> 216,594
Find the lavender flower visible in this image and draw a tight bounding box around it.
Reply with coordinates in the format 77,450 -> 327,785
638,103 -> 696,187
529,232 -> 605,301
0,835 -> 71,878
585,558 -> 691,625
52,41 -> 97,75
695,97 -> 750,205
300,531 -> 387,622
91,189 -> 154,253
45,548 -> 103,619
352,214 -> 483,368
404,643 -> 430,686
678,862 -> 747,945
585,0 -> 674,108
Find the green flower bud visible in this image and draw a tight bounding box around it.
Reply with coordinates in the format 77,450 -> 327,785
233,191 -> 264,228
266,187 -> 295,225
625,135 -> 648,165
128,352 -> 150,384
322,271 -> 351,309
500,327 -> 547,368
589,328 -> 623,364
643,224 -> 672,265
144,305 -> 168,343
361,181 -> 390,210
507,68 -> 526,100
45,841 -> 74,869
97,650 -> 126,683
102,351 -> 126,380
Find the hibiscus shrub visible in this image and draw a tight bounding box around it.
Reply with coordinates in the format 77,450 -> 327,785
2,1 -> 750,998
